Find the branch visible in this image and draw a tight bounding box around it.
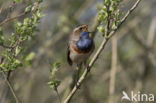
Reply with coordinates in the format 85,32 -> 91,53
0,12 -> 26,26
107,0 -> 141,39
55,85 -> 62,103
63,0 -> 142,103
119,0 -> 141,26
0,58 -> 19,103
0,43 -> 13,49
1,72 -> 19,103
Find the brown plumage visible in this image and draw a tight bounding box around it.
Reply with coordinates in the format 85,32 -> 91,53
67,24 -> 95,87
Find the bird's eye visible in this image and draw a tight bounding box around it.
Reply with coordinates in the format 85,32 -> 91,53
79,27 -> 83,31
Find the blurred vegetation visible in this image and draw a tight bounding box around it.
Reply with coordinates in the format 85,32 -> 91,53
0,0 -> 156,103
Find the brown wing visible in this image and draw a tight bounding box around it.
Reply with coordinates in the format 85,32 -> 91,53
67,43 -> 72,65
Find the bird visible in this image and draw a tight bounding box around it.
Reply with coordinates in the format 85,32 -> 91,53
67,24 -> 95,86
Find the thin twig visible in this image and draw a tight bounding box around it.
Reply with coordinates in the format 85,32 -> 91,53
55,85 -> 62,103
106,4 -> 111,36
120,0 -> 141,25
108,0 -> 141,39
0,12 -> 26,26
2,72 -> 19,103
0,43 -> 13,49
0,58 -> 19,103
63,0 -> 142,103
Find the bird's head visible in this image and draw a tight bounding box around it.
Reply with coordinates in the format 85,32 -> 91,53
73,24 -> 88,35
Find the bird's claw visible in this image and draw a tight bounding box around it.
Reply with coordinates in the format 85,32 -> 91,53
87,65 -> 91,72
76,82 -> 80,89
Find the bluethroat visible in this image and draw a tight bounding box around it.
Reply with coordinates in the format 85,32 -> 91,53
67,24 -> 95,86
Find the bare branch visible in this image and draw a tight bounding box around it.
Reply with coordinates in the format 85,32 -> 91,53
0,12 -> 26,26
54,85 -> 62,103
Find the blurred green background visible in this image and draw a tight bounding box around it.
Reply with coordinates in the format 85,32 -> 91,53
0,0 -> 156,103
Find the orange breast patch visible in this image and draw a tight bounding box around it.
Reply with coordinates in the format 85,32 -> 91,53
72,45 -> 92,54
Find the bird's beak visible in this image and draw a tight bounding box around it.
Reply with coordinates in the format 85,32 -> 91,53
85,27 -> 88,31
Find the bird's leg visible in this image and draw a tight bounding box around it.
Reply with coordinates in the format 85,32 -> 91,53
75,64 -> 81,89
84,61 -> 91,72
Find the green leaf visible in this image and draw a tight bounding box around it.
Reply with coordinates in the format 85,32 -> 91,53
25,5 -> 32,13
54,62 -> 61,69
48,62 -> 61,91
0,63 -> 6,69
104,0 -> 111,6
14,59 -> 23,67
25,52 -> 35,61
97,26 -> 105,33
13,0 -> 22,3
23,18 -> 30,25
11,33 -> 16,41
15,46 -> 22,56
55,80 -> 61,87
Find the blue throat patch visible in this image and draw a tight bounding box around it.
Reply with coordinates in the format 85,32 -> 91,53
76,32 -> 93,51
